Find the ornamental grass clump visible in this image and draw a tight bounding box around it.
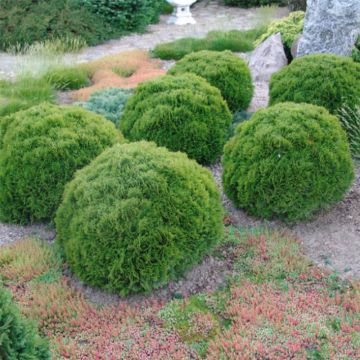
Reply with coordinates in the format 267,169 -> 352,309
338,104 -> 360,160
222,102 -> 354,222
168,50 -> 253,112
0,103 -> 123,224
120,74 -> 232,164
269,54 -> 360,114
56,141 -> 223,295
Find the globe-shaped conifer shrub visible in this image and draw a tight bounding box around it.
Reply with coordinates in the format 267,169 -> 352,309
0,103 -> 123,224
222,102 -> 354,222
120,74 -> 232,164
0,286 -> 50,359
168,50 -> 254,112
269,54 -> 360,114
56,141 -> 223,295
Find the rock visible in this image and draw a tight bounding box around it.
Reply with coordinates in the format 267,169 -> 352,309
249,33 -> 288,82
288,0 -> 307,12
291,35 -> 302,58
298,0 -> 360,57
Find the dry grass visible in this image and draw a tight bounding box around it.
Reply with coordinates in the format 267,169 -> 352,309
72,50 -> 165,101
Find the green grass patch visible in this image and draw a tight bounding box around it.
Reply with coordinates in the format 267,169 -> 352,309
112,65 -> 137,78
42,66 -> 91,90
152,26 -> 267,60
0,77 -> 55,117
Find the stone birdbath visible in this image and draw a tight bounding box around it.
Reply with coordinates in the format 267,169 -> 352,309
167,0 -> 197,25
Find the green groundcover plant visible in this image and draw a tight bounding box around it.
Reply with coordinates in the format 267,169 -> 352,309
120,74 -> 232,164
255,11 -> 305,49
76,88 -> 133,127
152,27 -> 266,60
0,285 -> 50,359
270,54 -> 360,114
0,103 -> 123,224
56,141 -> 223,295
169,50 -> 253,112
352,36 -> 360,63
222,102 -> 354,222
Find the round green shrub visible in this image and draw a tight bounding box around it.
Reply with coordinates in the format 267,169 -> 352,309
168,50 -> 253,112
56,141 -> 223,295
0,285 -> 51,359
270,54 -> 360,114
0,103 -> 124,224
120,74 -> 232,164
222,102 -> 354,222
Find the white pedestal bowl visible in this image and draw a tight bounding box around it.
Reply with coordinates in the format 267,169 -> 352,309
167,0 -> 197,25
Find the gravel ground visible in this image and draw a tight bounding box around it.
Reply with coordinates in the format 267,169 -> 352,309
0,223 -> 55,247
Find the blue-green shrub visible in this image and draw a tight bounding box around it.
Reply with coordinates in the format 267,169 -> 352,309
76,88 -> 133,127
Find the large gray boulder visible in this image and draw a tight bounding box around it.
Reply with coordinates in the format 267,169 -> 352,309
298,0 -> 360,57
249,33 -> 288,82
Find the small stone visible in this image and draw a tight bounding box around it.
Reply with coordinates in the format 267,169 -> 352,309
249,33 -> 288,82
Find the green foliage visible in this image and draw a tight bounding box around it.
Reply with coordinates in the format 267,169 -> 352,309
0,103 -> 123,224
222,102 -> 354,222
76,88 -> 133,127
0,0 -> 112,51
42,66 -> 90,91
224,0 -> 287,7
255,11 -> 305,48
56,141 -> 223,295
81,0 -> 166,31
169,50 -> 253,112
161,1 -> 174,14
120,74 -> 232,165
352,36 -> 360,63
288,0 -> 307,11
152,27 -> 266,60
0,0 -> 166,51
270,54 -> 360,114
0,77 -> 55,117
0,285 -> 50,359
338,105 -> 360,161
